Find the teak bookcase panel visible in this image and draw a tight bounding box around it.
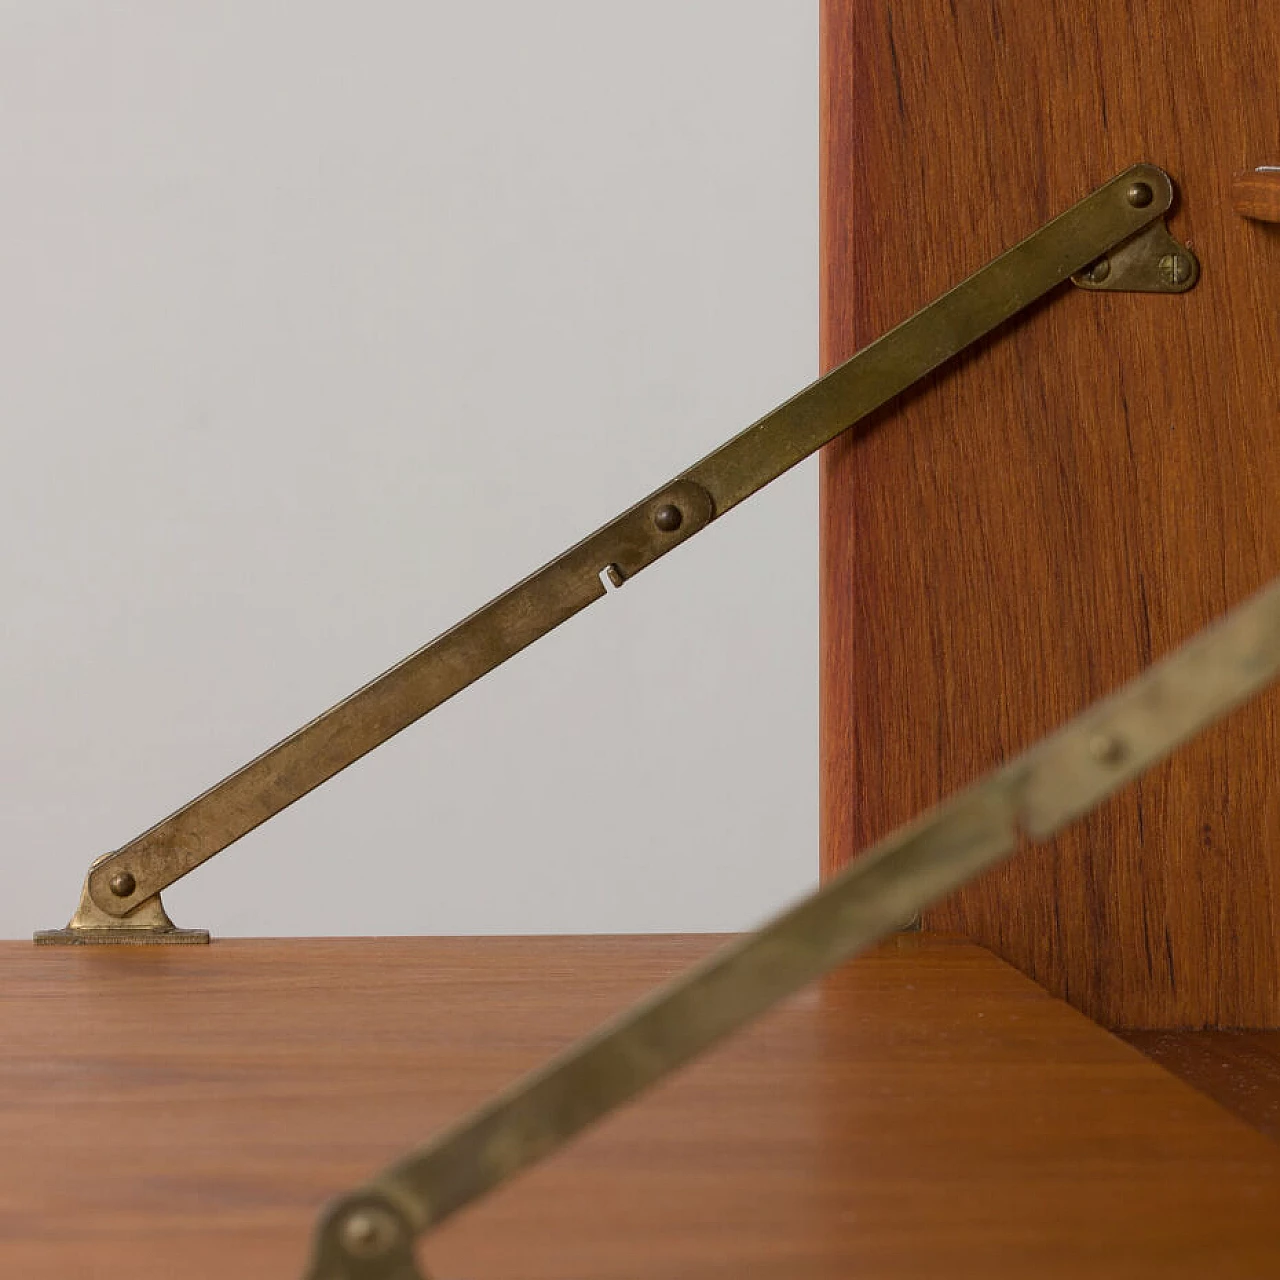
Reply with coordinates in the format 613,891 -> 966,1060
820,0 -> 1280,1028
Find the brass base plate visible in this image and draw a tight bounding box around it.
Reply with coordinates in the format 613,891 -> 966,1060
34,876 -> 210,946
34,927 -> 210,946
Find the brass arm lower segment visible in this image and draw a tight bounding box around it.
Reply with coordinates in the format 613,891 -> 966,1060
305,568 -> 1280,1280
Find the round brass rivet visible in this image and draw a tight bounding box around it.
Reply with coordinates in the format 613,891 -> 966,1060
653,503 -> 683,533
1082,257 -> 1110,283
1088,733 -> 1127,766
109,871 -> 137,898
340,1208 -> 398,1258
1126,181 -> 1154,208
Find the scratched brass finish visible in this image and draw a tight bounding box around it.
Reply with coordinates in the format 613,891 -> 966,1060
306,570 -> 1280,1280
40,163 -> 1176,942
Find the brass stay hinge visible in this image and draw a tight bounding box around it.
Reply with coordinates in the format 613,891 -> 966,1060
36,162 -> 1197,946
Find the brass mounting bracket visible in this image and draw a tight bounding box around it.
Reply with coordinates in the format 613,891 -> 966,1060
34,857 -> 208,945
37,163 -> 1197,946
1072,216 -> 1200,292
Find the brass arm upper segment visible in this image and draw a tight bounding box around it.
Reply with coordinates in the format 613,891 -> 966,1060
39,162 -> 1187,943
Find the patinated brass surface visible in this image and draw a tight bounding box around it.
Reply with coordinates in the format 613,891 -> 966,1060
1072,217 -> 1200,292
39,164 -> 1179,942
305,570 -> 1280,1280
33,859 -> 208,945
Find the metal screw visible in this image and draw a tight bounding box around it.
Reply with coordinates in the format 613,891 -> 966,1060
1158,252 -> 1192,287
1080,257 -> 1111,284
653,503 -> 683,533
108,871 -> 137,898
339,1207 -> 399,1258
1126,181 -> 1154,208
1088,733 -> 1127,766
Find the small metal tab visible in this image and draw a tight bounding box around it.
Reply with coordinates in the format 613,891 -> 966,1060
1072,219 -> 1200,293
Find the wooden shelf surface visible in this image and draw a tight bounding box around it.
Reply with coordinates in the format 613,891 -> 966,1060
2,933 -> 1279,1278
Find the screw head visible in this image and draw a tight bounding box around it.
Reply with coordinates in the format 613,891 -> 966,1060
1158,252 -> 1192,287
339,1207 -> 400,1259
1081,257 -> 1111,284
1088,733 -> 1127,766
108,871 -> 137,898
1126,181 -> 1154,208
653,503 -> 683,533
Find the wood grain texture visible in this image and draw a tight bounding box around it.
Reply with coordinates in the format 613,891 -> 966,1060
1122,1029 -> 1280,1140
5,934 -> 1280,1277
820,0 -> 1280,1027
1233,169 -> 1280,222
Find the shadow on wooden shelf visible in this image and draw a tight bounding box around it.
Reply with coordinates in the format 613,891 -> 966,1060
1121,1030 -> 1280,1145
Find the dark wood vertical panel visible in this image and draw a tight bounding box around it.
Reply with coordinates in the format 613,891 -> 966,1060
820,0 -> 1280,1027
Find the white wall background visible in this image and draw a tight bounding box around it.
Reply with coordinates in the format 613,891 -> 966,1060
0,2 -> 818,939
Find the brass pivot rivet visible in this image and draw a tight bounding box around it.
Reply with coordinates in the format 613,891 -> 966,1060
1126,181 -> 1154,208
339,1207 -> 399,1258
108,871 -> 137,898
653,503 -> 683,532
1159,252 -> 1192,286
1081,258 -> 1111,284
1088,733 -> 1127,766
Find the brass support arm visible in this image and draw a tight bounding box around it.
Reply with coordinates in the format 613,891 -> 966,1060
38,162 -> 1194,943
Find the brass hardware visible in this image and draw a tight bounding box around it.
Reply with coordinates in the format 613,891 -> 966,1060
1087,731 -> 1127,765
312,1195 -> 419,1280
337,1207 -> 407,1258
38,162 -> 1186,944
1071,219 -> 1200,294
108,871 -> 137,898
652,502 -> 684,532
304,570 -> 1280,1280
1126,180 -> 1155,208
34,860 -> 208,946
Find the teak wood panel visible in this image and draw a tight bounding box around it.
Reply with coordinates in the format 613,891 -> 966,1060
5,934 -> 1280,1278
820,0 -> 1280,1027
